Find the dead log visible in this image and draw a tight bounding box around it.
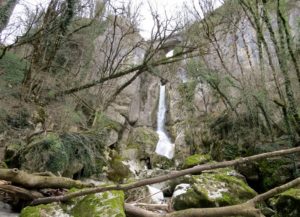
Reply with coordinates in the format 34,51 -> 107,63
0,168 -> 93,189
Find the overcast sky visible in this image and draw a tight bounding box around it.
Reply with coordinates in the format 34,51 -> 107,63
1,0 -> 223,43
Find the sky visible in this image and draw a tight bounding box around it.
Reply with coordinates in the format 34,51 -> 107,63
1,0 -> 223,43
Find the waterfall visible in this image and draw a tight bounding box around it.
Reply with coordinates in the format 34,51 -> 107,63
155,85 -> 175,159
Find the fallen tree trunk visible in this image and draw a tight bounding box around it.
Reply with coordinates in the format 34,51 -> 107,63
29,146 -> 300,205
125,177 -> 300,217
0,184 -> 44,200
0,168 -> 93,189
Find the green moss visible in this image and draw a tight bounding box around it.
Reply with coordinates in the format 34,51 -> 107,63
20,204 -> 59,217
173,168 -> 256,210
182,154 -> 211,169
270,188 -> 300,217
71,191 -> 125,217
127,127 -> 158,159
17,132 -> 107,178
258,157 -> 293,191
107,158 -> 132,182
173,188 -> 210,210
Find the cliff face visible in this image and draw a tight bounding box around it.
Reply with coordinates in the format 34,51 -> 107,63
96,0 -> 300,164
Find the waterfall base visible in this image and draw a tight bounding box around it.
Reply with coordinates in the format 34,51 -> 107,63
155,131 -> 175,159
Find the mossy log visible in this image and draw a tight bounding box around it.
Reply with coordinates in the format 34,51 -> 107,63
0,168 -> 93,189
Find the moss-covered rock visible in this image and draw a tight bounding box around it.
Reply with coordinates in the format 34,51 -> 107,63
182,153 -> 211,169
20,191 -> 125,217
258,157 -> 294,191
107,156 -> 132,183
92,112 -> 123,132
70,190 -> 125,217
20,203 -> 67,217
172,168 -> 256,210
7,132 -> 108,178
269,187 -> 300,217
126,127 -> 158,159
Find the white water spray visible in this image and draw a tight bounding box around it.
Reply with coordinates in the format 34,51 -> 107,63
155,85 -> 175,159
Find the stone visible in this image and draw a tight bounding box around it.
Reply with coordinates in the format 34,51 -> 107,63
182,153 -> 211,169
20,191 -> 125,217
269,187 -> 300,217
7,132 -> 108,178
20,203 -> 69,217
70,190 -> 125,217
171,168 -> 256,210
126,127 -> 159,161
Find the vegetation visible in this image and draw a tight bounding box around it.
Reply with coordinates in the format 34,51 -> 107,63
0,0 -> 299,216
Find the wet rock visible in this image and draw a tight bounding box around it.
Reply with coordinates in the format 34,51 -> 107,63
171,168 -> 256,210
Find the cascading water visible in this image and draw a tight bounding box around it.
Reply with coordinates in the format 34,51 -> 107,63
155,85 -> 175,159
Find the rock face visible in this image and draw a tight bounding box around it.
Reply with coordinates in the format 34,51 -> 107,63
20,190 -> 125,217
171,168 -> 256,210
125,127 -> 159,161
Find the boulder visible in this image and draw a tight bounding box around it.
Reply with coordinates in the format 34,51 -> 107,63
20,191 -> 125,217
70,190 -> 125,217
6,132 -> 108,178
171,168 -> 256,210
269,187 -> 300,217
20,203 -> 68,217
182,153 -> 211,169
126,127 -> 158,161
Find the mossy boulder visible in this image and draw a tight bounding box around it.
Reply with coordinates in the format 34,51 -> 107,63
182,153 -> 211,169
171,168 -> 256,210
126,127 -> 158,159
7,132 -> 108,178
107,157 -> 133,183
269,187 -> 300,217
20,203 -> 66,217
257,157 -> 294,191
70,190 -> 125,217
20,191 -> 125,217
92,112 -> 123,132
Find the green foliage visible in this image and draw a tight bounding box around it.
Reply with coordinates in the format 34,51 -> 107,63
0,51 -> 27,85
